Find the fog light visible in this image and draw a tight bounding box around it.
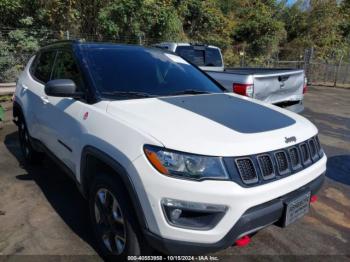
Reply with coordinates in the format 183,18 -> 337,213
161,198 -> 227,230
170,208 -> 182,220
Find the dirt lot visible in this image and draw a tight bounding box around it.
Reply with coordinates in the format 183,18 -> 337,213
0,86 -> 349,261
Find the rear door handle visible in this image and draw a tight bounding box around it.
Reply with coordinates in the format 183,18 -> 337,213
40,96 -> 50,104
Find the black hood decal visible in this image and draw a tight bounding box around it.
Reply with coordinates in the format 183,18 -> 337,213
159,94 -> 296,133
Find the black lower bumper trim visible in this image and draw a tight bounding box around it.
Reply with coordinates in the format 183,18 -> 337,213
144,173 -> 325,255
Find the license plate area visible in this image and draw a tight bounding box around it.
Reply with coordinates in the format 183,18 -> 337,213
284,191 -> 311,227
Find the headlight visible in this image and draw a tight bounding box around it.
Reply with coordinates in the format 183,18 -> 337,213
144,145 -> 229,180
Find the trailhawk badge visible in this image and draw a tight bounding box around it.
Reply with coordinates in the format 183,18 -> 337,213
285,136 -> 297,144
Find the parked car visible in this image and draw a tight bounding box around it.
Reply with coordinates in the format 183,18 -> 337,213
13,41 -> 326,259
154,42 -> 306,113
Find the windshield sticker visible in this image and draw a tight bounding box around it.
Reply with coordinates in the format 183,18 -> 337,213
165,53 -> 189,65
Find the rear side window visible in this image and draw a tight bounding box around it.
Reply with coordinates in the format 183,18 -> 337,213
51,50 -> 84,91
175,46 -> 223,67
32,51 -> 56,83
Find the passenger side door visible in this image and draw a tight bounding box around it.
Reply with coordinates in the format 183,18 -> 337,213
40,50 -> 86,172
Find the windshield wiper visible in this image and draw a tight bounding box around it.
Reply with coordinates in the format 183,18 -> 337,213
101,91 -> 155,99
170,89 -> 211,96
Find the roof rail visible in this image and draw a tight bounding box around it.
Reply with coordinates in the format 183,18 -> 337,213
49,39 -> 84,44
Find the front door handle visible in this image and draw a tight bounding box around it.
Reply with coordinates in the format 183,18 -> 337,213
20,83 -> 29,93
40,96 -> 50,104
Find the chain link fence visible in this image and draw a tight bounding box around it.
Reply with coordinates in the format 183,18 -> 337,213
1,29 -> 350,88
0,53 -> 32,83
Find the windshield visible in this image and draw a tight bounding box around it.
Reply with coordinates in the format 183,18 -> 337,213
175,46 -> 223,67
84,46 -> 223,99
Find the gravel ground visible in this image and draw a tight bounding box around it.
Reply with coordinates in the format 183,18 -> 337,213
0,86 -> 349,261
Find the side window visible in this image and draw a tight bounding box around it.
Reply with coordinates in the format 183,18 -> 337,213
51,51 -> 84,91
33,51 -> 56,83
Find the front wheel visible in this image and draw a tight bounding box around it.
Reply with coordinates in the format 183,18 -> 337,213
18,116 -> 42,164
89,174 -> 151,260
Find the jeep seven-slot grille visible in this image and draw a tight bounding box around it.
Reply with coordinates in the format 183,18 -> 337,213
233,136 -> 323,186
275,151 -> 290,175
308,138 -> 318,161
300,143 -> 311,165
315,136 -> 323,156
289,147 -> 301,169
235,158 -> 258,184
257,155 -> 275,180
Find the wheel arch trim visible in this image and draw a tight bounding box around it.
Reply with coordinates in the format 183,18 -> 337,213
80,145 -> 149,230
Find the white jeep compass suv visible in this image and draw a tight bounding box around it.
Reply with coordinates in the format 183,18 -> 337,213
13,41 -> 326,259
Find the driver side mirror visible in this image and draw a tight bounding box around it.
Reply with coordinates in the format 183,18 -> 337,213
45,79 -> 84,98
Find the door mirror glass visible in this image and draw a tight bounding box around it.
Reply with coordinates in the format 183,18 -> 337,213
45,79 -> 83,98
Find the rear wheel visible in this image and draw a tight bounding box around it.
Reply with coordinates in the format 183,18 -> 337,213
18,116 -> 42,164
89,174 -> 151,260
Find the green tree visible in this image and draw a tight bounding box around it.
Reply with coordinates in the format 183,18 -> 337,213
78,0 -> 111,39
278,0 -> 309,59
141,0 -> 184,43
38,0 -> 80,38
306,0 -> 345,59
97,0 -> 144,42
0,16 -> 40,81
97,0 -> 184,43
175,0 -> 234,48
1,0 -> 350,82
341,0 -> 350,44
233,1 -> 286,61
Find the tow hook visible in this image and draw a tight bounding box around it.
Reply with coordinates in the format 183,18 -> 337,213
235,235 -> 251,247
310,195 -> 318,203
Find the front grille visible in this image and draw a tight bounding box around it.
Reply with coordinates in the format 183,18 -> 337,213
289,147 -> 302,170
275,151 -> 290,175
231,135 -> 323,187
235,158 -> 258,184
257,154 -> 275,180
315,136 -> 324,156
300,143 -> 312,165
308,138 -> 318,161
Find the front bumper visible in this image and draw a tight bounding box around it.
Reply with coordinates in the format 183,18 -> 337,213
132,153 -> 326,244
144,173 -> 325,255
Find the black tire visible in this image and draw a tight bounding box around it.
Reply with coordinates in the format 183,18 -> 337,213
89,173 -> 151,260
18,115 -> 42,164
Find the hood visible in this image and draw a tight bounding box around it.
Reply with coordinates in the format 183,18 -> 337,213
106,93 -> 317,156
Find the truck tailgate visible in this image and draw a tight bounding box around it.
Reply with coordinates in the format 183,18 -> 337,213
253,70 -> 304,104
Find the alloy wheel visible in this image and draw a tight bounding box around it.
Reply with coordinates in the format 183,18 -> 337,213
94,188 -> 126,255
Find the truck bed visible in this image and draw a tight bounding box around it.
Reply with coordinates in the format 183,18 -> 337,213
206,67 -> 305,113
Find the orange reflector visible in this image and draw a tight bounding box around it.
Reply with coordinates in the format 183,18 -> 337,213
145,149 -> 169,175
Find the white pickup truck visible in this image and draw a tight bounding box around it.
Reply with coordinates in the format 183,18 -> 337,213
14,41 -> 325,259
154,43 -> 306,113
